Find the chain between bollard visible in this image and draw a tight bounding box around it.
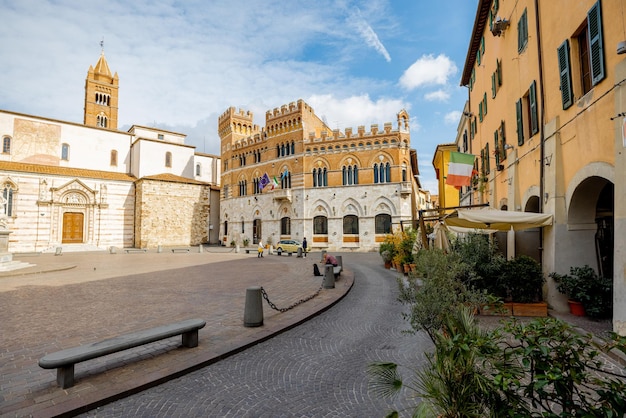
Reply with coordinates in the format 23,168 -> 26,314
260,281 -> 324,313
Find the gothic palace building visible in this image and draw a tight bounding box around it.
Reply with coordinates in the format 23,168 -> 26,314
218,100 -> 420,252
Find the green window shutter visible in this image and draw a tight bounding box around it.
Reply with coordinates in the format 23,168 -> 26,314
494,129 -> 500,166
529,80 -> 538,135
481,36 -> 485,54
479,102 -> 483,122
557,40 -> 573,109
494,0 -> 499,14
518,9 -> 528,52
489,10 -> 493,31
485,143 -> 490,174
491,73 -> 496,98
516,98 -> 524,146
500,120 -> 507,160
587,1 -> 605,85
497,59 -> 502,85
483,92 -> 488,116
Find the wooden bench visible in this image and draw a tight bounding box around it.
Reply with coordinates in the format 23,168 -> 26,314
124,248 -> 147,254
39,318 -> 206,389
171,248 -> 190,253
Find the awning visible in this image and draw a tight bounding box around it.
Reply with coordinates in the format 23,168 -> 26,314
444,208 -> 553,231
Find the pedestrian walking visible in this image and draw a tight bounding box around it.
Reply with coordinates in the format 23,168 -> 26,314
258,240 -> 264,258
302,237 -> 307,258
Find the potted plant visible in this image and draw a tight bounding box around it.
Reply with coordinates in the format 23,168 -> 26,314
550,265 -> 612,318
501,255 -> 547,317
242,237 -> 249,247
379,240 -> 395,269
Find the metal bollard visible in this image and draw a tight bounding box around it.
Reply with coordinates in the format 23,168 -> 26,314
235,244 -> 240,253
323,264 -> 335,289
321,249 -> 327,263
157,245 -> 162,253
336,255 -> 343,270
297,247 -> 303,258
109,246 -> 117,254
244,286 -> 263,327
198,244 -> 203,253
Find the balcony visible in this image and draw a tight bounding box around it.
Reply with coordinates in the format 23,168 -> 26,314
399,182 -> 412,195
273,189 -> 292,202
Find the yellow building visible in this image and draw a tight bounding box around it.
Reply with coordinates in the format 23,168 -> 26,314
432,143 -> 461,210
459,0 -> 626,334
218,100 -> 417,251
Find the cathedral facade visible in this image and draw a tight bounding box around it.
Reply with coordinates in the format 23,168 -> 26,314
0,52 -> 220,252
218,100 -> 419,252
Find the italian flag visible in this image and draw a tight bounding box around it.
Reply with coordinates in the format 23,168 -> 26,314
446,152 -> 475,187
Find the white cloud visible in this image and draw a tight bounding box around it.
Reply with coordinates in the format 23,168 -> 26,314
399,54 -> 458,90
424,90 -> 450,102
348,7 -> 392,62
444,110 -> 462,125
307,94 -> 408,131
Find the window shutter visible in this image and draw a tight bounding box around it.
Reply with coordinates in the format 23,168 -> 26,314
496,59 -> 502,86
494,129 -> 500,166
484,93 -> 488,115
491,73 -> 496,98
485,143 -> 490,174
587,1 -> 605,85
529,80 -> 538,136
557,40 -> 573,109
516,98 -> 524,146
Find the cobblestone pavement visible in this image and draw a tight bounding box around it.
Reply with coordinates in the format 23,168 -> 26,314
81,253 -> 432,417
0,248 -> 354,418
1,249 -> 624,417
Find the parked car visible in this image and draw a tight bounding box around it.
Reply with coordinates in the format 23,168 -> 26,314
276,239 -> 304,255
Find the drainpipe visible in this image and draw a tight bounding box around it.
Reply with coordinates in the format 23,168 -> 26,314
534,0 -> 546,262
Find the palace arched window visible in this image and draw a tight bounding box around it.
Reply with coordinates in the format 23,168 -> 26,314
281,217 -> 291,235
313,167 -> 327,187
343,215 -> 359,234
280,171 -> 291,189
342,165 -> 359,185
375,214 -> 392,234
314,215 -> 328,234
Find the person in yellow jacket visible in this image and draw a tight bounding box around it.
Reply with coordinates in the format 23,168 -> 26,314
257,240 -> 264,258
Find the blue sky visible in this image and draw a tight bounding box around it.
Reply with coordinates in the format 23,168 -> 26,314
0,0 -> 477,194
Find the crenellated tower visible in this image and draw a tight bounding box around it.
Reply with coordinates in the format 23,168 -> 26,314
84,50 -> 119,130
218,107 -> 260,151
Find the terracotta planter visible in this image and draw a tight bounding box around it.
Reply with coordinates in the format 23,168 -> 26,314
512,302 -> 548,317
384,261 -> 391,269
403,264 -> 410,274
568,300 -> 586,317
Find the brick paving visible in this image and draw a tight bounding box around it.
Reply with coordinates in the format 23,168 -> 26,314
0,247 -> 353,418
1,248 -> 624,417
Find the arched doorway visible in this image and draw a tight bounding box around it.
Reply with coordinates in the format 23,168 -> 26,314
567,176 -> 614,278
253,219 -> 262,244
62,212 -> 84,243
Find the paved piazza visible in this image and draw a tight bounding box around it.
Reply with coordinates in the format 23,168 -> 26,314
80,253 -> 431,417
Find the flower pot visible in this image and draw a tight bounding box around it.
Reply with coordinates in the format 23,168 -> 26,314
568,300 -> 586,317
384,261 -> 391,269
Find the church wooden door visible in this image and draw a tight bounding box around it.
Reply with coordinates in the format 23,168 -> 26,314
62,212 -> 84,243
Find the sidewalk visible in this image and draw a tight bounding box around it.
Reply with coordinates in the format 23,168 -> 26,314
0,248 -> 353,418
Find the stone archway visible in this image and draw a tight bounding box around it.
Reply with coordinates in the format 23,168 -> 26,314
566,176 -> 614,276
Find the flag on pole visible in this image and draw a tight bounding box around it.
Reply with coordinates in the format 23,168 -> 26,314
281,168 -> 288,179
446,152 -> 475,187
259,173 -> 270,189
271,176 -> 279,190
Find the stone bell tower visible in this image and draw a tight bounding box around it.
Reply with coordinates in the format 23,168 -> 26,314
84,43 -> 119,130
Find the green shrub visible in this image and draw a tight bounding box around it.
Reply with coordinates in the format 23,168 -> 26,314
550,265 -> 612,318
